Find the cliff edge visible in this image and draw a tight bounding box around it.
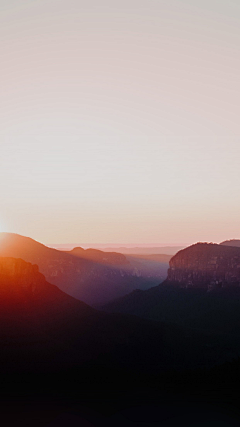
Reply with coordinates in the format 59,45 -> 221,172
168,242 -> 240,289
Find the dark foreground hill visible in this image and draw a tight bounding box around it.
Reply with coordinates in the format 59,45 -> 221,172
1,257 -> 240,425
0,256 -> 238,376
0,256 -> 219,376
102,282 -> 240,336
0,233 -> 166,305
102,243 -> 240,341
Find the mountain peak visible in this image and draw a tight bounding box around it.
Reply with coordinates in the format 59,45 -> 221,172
168,242 -> 240,289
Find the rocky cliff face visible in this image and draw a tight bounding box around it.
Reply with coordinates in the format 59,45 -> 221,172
0,257 -> 92,319
0,257 -> 46,295
0,233 -> 167,305
168,243 -> 240,289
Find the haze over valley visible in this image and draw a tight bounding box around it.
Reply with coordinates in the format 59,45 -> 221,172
1,0 -> 240,424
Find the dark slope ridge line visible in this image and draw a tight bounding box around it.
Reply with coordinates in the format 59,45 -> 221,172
66,246 -> 129,265
2,256 -> 240,427
99,244 -> 240,346
0,256 -> 232,387
0,233 -> 162,305
2,253 -> 240,425
102,243 -> 240,338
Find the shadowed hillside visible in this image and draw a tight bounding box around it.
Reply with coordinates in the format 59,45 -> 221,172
68,246 -> 169,295
0,233 -> 165,305
0,256 -> 230,381
1,257 -> 240,425
102,243 -> 240,345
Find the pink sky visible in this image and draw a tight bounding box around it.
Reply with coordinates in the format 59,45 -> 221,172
0,0 -> 240,245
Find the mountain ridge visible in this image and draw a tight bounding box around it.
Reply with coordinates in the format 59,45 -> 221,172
102,242 -> 240,338
0,233 -> 166,305
220,239 -> 240,247
0,255 -> 222,380
168,242 -> 240,289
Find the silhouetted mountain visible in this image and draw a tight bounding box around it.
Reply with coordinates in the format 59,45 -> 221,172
0,256 -> 160,375
0,256 -> 226,383
168,242 -> 240,289
68,246 -> 129,265
0,233 -> 164,305
1,258 -> 240,425
102,243 -> 240,340
49,244 -> 185,255
102,282 -> 240,335
220,239 -> 240,247
68,247 -> 169,292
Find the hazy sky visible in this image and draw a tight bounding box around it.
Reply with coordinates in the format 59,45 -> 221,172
1,0 -> 240,245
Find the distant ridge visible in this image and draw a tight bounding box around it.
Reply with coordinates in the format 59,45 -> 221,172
48,244 -> 185,255
0,233 -> 167,305
96,246 -> 185,255
220,239 -> 240,247
101,242 -> 240,339
68,247 -> 128,265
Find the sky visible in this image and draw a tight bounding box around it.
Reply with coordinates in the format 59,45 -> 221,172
0,0 -> 240,245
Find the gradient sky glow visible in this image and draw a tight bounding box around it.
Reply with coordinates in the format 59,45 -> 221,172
1,0 -> 240,244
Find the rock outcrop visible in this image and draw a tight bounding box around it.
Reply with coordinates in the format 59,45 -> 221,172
0,256 -> 92,316
0,257 -> 46,295
168,243 -> 240,289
